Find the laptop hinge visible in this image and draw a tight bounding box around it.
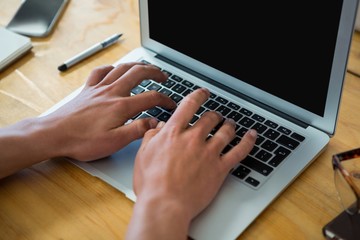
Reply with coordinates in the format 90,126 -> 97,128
155,54 -> 309,129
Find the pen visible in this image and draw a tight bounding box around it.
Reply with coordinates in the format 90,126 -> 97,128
58,33 -> 123,72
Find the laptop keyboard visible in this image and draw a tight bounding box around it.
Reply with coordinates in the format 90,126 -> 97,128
130,60 -> 306,189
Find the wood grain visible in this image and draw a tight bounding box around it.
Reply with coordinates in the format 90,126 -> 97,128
1,1 -> 360,240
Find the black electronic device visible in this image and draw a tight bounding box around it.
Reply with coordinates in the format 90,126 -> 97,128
323,209 -> 360,240
6,0 -> 69,37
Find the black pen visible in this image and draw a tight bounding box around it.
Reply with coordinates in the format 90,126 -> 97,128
58,33 -> 123,72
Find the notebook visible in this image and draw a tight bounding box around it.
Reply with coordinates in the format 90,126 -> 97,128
0,26 -> 32,71
42,1 -> 359,239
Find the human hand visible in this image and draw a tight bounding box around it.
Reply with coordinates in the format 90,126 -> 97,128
41,62 -> 177,161
128,88 -> 257,239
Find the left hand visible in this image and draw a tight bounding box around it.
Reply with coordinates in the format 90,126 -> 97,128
42,62 -> 177,161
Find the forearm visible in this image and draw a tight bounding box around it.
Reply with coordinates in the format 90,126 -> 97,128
126,192 -> 190,240
0,117 -> 61,179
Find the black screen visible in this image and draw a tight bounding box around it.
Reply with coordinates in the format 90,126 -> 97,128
148,1 -> 343,116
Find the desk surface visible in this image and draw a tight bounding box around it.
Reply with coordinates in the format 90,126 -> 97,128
1,1 -> 360,239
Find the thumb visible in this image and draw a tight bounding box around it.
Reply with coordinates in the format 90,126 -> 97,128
141,120 -> 165,145
116,117 -> 159,144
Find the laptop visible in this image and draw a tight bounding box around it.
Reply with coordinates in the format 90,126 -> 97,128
43,0 -> 359,239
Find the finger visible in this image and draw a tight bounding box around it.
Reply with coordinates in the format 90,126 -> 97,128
156,121 -> 166,129
111,64 -> 169,94
207,118 -> 236,153
166,88 -> 210,129
221,129 -> 257,171
138,121 -> 164,148
192,111 -> 223,140
86,65 -> 114,86
115,117 -> 159,144
120,91 -> 177,119
100,62 -> 143,85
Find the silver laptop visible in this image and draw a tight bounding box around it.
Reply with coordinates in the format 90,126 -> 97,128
44,1 -> 359,239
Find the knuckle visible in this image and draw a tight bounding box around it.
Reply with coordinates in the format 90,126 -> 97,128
203,111 -> 222,123
136,119 -> 150,133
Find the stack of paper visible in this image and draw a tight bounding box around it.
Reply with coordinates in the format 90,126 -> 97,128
0,26 -> 32,71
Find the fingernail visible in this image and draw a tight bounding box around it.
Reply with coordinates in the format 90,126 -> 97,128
225,118 -> 236,127
247,129 -> 257,137
215,111 -> 223,118
162,72 -> 169,78
200,88 -> 210,97
156,121 -> 166,128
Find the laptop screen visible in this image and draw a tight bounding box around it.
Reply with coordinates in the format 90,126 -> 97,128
147,1 -> 343,117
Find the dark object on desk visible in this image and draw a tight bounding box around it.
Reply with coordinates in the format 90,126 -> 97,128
323,208 -> 360,240
6,0 -> 69,37
0,27 -> 32,72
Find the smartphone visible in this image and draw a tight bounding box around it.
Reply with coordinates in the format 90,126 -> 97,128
6,0 -> 69,37
322,209 -> 360,240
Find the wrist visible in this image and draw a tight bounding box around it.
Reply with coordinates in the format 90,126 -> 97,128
127,192 -> 191,240
0,116 -> 62,178
13,117 -> 60,161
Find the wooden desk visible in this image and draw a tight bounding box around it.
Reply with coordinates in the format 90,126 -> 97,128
1,1 -> 360,239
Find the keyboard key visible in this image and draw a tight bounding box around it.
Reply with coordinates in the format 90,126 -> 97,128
230,136 -> 241,146
190,115 -> 199,124
227,102 -> 240,110
261,140 -> 278,152
183,89 -> 193,96
264,119 -> 278,129
216,105 -> 231,116
268,146 -> 291,167
147,107 -> 162,117
263,129 -> 280,140
171,74 -> 183,82
131,86 -> 144,95
240,108 -> 252,116
252,114 -> 265,122
250,146 -> 259,155
291,132 -> 305,142
140,79 -> 151,87
196,106 -> 205,115
209,92 -> 217,99
232,165 -> 251,179
159,88 -> 172,96
238,117 -> 255,128
182,80 -> 194,88
162,79 -> 176,88
215,96 -> 228,105
227,111 -> 242,121
147,83 -> 162,91
162,69 -> 172,77
252,122 -> 267,134
241,156 -> 273,176
278,126 -> 291,135
236,127 -> 248,137
255,135 -> 265,145
276,135 -> 300,150
204,100 -> 220,110
245,176 -> 260,187
170,93 -> 183,103
255,149 -> 272,162
172,83 -> 186,94
137,112 -> 151,119
158,112 -> 172,122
